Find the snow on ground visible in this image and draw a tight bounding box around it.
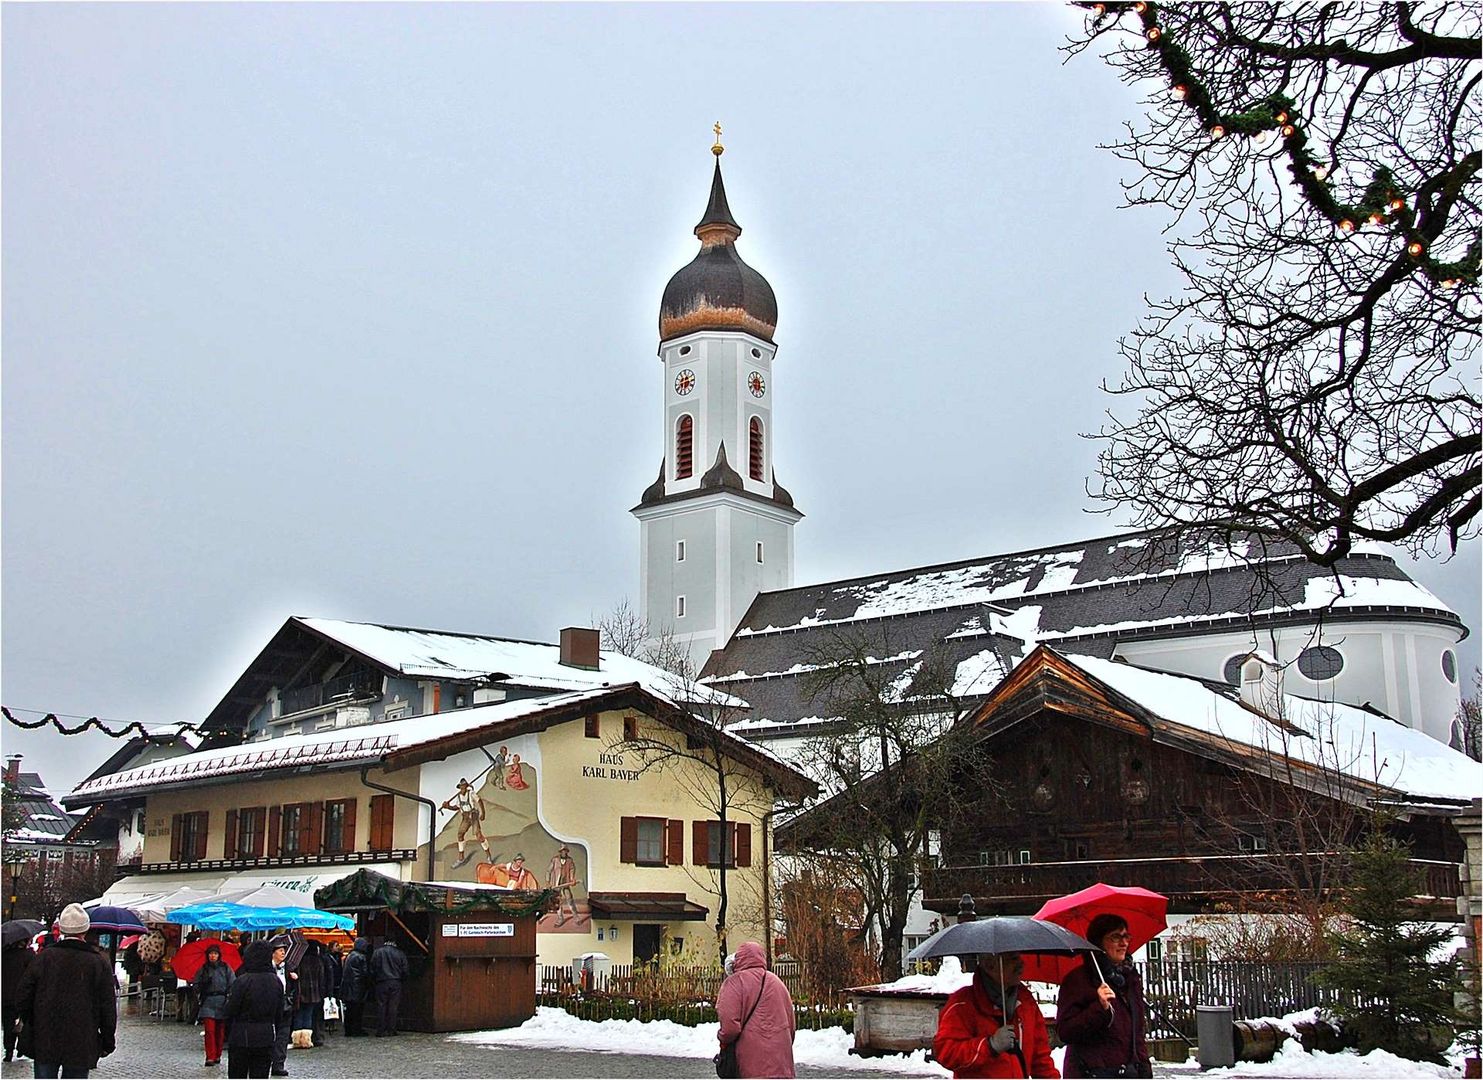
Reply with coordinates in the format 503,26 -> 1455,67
448,1007 -> 948,1074
450,994 -> 1471,1078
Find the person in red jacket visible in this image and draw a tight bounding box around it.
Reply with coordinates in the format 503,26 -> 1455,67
933,952 -> 1059,1078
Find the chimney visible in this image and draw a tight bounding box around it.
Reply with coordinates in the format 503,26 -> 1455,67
559,627 -> 601,670
1238,650 -> 1285,718
3,755 -> 20,784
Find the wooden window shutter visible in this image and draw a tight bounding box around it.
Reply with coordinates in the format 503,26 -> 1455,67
169,814 -> 184,862
693,820 -> 710,866
193,812 -> 209,860
369,794 -> 394,851
340,799 -> 358,853
749,417 -> 764,481
251,807 -> 267,857
619,817 -> 638,864
735,822 -> 752,868
666,819 -> 684,866
676,415 -> 694,479
305,802 -> 324,855
267,806 -> 282,857
224,809 -> 239,860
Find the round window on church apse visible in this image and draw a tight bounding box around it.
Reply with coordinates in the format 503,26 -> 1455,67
1222,655 -> 1245,686
1297,645 -> 1344,681
1442,649 -> 1458,684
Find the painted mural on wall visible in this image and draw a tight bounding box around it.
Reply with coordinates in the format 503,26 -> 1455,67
422,736 -> 591,934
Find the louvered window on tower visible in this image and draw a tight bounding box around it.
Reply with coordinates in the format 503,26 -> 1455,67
676,415 -> 694,479
749,417 -> 764,481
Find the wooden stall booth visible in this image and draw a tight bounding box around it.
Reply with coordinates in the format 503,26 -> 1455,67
316,869 -> 552,1033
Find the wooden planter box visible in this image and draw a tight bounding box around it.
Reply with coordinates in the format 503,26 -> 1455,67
847,986 -> 950,1057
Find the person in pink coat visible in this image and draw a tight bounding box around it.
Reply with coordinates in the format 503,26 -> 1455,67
717,941 -> 796,1078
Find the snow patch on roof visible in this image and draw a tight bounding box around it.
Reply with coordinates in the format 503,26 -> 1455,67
952,650 -> 1010,698
299,618 -> 743,707
1066,655 -> 1480,803
70,687 -> 620,801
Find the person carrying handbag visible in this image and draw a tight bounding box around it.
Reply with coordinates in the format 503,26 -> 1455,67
715,942 -> 795,1079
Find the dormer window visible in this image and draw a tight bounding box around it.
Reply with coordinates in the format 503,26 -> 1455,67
676,415 -> 694,480
749,417 -> 764,481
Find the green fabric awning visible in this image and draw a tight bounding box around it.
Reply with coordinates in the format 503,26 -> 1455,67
314,869 -> 554,919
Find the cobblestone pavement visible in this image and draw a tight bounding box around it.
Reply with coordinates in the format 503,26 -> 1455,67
0,1013 -> 907,1079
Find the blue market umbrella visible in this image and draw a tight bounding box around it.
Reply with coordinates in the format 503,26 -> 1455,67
82,905 -> 148,934
168,901 -> 352,932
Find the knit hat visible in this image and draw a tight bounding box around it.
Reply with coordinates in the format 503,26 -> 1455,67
57,903 -> 91,936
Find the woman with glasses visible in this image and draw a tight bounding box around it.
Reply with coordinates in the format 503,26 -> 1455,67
1055,915 -> 1151,1078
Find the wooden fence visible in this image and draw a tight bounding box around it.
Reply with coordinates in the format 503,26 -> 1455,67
538,959 -> 1374,1039
537,963 -> 850,1030
1138,960 -> 1375,1042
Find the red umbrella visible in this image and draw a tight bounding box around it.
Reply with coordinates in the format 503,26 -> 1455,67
170,938 -> 242,982
118,934 -> 142,950
1021,883 -> 1168,983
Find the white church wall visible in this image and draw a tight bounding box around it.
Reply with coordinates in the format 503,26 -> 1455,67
1106,617 -> 1464,742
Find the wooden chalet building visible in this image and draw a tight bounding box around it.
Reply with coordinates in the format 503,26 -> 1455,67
911,647 -> 1479,921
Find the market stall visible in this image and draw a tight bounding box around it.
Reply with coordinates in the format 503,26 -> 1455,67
315,869 -> 551,1033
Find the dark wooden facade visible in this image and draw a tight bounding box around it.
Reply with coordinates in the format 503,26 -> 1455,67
361,908 -> 538,1033
921,649 -> 1466,919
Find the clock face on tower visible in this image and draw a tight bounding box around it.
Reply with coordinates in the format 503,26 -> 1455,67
674,369 -> 696,396
747,371 -> 766,398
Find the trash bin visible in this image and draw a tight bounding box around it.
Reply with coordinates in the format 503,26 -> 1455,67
1197,1004 -> 1235,1069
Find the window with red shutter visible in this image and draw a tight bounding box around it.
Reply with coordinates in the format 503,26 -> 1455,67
620,817 -> 638,864
267,806 -> 282,857
170,814 -> 184,862
666,819 -> 684,866
192,811 -> 209,861
304,802 -> 324,855
224,809 -> 239,860
693,820 -> 710,866
368,794 -> 394,852
735,823 -> 752,868
675,415 -> 694,479
749,417 -> 764,481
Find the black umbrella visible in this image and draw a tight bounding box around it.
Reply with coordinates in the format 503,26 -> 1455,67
1,919 -> 44,948
906,915 -> 1096,961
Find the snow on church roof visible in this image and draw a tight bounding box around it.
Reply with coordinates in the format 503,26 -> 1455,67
702,529 -> 1462,732
1062,653 -> 1481,805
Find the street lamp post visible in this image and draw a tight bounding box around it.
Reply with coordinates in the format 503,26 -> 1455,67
7,859 -> 21,921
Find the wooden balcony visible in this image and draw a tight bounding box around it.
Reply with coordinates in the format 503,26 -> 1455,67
923,854 -> 1462,919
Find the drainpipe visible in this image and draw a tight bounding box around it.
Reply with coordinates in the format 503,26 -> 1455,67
359,766 -> 438,881
762,808 -> 775,968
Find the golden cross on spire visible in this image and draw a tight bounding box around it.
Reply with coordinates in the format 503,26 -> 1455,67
712,121 -> 724,157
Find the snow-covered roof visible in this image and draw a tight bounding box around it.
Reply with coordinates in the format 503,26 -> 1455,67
296,617 -> 742,708
68,686 -> 620,803
1063,654 -> 1481,805
702,528 -> 1463,735
67,681 -> 811,806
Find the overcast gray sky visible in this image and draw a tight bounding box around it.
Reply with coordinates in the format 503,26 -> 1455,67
5,2 -> 1478,797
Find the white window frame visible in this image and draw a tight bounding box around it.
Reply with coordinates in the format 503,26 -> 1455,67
677,539 -> 686,562
676,595 -> 686,618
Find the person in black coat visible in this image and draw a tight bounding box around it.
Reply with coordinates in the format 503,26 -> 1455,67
2,940 -> 34,1062
338,938 -> 371,1037
16,904 -> 116,1079
369,938 -> 409,1037
222,942 -> 283,1080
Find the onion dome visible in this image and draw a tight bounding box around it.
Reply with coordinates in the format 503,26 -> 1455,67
659,151 -> 777,344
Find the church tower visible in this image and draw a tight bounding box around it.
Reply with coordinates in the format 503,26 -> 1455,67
633,133 -> 802,673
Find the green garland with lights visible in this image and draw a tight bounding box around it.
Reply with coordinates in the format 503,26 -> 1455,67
1079,1 -> 1480,287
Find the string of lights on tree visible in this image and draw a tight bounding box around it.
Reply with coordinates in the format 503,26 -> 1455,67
1080,0 -> 1480,288
2,705 -> 210,740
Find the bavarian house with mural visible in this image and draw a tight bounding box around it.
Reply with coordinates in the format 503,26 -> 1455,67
61,616 -> 816,968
